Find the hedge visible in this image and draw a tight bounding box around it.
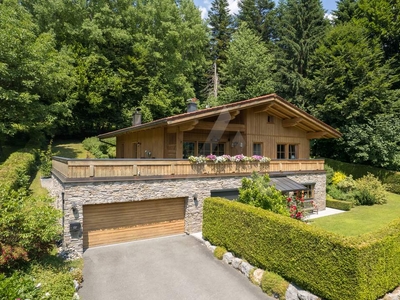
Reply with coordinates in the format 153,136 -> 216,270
326,198 -> 352,211
0,149 -> 36,191
325,159 -> 400,194
203,197 -> 400,300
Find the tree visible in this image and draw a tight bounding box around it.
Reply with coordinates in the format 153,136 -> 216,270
356,0 -> 400,61
333,0 -> 358,24
208,0 -> 233,68
238,172 -> 288,215
273,0 -> 328,107
309,22 -> 399,166
0,0 -> 75,143
236,0 -> 275,42
218,23 -> 276,103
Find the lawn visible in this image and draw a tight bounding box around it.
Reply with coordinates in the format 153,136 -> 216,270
312,192 -> 400,236
30,139 -> 90,196
52,139 -> 91,159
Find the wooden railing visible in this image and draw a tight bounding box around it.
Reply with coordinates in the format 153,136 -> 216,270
52,157 -> 325,180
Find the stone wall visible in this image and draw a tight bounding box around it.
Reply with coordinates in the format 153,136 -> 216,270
51,172 -> 326,254
287,173 -> 326,210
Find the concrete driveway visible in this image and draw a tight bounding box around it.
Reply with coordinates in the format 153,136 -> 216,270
79,234 -> 272,300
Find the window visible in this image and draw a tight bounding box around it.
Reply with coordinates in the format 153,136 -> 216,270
198,142 -> 225,156
183,142 -> 195,158
288,144 -> 297,159
302,184 -> 315,199
267,115 -> 274,124
277,144 -> 285,159
253,143 -> 262,156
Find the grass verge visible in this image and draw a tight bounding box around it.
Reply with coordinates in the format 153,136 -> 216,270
312,192 -> 400,236
53,140 -> 90,159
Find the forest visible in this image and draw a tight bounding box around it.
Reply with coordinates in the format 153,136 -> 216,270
0,0 -> 399,170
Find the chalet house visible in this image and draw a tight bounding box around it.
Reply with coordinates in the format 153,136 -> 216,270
51,94 -> 341,253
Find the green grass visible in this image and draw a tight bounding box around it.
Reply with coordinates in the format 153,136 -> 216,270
52,139 -> 91,159
0,145 -> 21,164
312,193 -> 400,236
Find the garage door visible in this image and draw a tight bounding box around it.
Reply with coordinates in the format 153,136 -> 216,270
83,198 -> 185,249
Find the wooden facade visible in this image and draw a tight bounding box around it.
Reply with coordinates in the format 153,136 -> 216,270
106,93 -> 342,161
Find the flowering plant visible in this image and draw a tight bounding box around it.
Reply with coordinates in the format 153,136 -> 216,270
188,154 -> 271,164
286,192 -> 306,220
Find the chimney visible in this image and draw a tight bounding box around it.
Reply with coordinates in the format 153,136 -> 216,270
187,98 -> 198,113
132,108 -> 142,126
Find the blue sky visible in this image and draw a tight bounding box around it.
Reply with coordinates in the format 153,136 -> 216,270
194,0 -> 337,19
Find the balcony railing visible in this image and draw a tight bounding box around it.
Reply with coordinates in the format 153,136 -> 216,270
52,157 -> 325,180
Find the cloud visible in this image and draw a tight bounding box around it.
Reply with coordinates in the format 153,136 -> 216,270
199,6 -> 208,19
324,13 -> 334,21
228,0 -> 239,15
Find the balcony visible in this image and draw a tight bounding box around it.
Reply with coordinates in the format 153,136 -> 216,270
52,157 -> 325,182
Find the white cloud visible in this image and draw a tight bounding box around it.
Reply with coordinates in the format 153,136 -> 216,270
228,0 -> 239,15
199,6 -> 209,19
324,13 -> 334,21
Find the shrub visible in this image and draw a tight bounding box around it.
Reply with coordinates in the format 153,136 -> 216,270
325,164 -> 334,186
332,171 -> 347,185
327,185 -> 354,202
326,197 -> 352,211
213,246 -> 227,260
260,271 -> 289,300
203,197 -> 400,300
39,140 -> 57,177
0,149 -> 36,191
336,175 -> 356,192
0,272 -> 39,299
286,192 -> 307,220
354,173 -> 387,205
82,137 -> 116,158
238,172 -> 288,216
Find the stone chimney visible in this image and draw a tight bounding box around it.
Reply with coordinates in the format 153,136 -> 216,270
187,98 -> 198,113
132,108 -> 142,126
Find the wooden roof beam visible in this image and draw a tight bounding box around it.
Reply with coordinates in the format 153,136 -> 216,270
306,131 -> 328,139
282,117 -> 303,127
254,103 -> 274,114
229,110 -> 240,120
178,120 -> 199,132
195,121 -> 245,132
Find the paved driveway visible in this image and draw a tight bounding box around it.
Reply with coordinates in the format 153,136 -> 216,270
79,234 -> 272,300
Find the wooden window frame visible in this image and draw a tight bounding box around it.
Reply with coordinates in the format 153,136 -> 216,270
253,143 -> 263,156
277,144 -> 286,159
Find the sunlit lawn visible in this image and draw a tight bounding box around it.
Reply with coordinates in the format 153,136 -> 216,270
52,139 -> 91,159
30,140 -> 89,196
312,193 -> 400,236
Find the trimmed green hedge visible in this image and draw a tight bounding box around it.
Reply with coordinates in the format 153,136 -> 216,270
325,159 -> 400,194
0,149 -> 36,191
326,198 -> 352,211
203,197 -> 400,300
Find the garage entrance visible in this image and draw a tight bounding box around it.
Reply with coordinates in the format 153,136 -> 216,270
82,198 -> 185,249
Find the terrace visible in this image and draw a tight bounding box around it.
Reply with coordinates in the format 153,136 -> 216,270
52,157 -> 325,181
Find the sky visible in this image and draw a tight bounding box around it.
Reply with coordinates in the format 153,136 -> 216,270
194,0 -> 337,19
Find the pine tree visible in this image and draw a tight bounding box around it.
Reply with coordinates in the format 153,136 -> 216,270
218,23 -> 276,103
236,0 -> 275,42
208,0 -> 233,68
274,0 -> 328,107
333,0 -> 358,24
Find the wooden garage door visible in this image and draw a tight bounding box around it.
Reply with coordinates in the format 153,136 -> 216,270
83,198 -> 185,249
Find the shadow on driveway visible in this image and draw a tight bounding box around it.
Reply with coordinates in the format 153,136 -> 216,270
79,234 -> 272,300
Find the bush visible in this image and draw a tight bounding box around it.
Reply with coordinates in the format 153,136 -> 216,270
332,171 -> 347,185
325,164 -> 334,186
82,137 -> 116,158
238,172 -> 288,216
203,197 -> 400,300
327,185 -> 354,202
0,149 -> 36,191
354,173 -> 387,205
326,197 -> 353,211
260,271 -> 289,300
213,246 -> 227,260
325,158 -> 400,195
39,140 -> 57,177
0,272 -> 39,299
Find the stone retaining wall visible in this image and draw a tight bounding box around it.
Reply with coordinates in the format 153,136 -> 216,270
50,172 -> 326,254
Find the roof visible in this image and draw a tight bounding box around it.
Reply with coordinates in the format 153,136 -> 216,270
98,93 -> 341,139
269,177 -> 307,192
